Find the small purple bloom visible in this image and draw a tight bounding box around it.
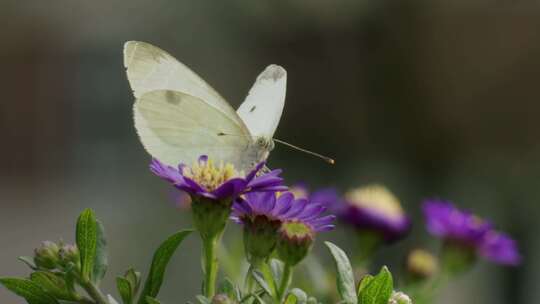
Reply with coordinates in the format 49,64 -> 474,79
340,185 -> 411,242
289,183 -> 341,208
150,156 -> 287,201
423,199 -> 521,266
232,191 -> 336,233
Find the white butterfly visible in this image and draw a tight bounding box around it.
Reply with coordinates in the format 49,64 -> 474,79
123,41 -> 286,171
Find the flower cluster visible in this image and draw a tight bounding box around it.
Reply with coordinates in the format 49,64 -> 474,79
423,199 -> 521,266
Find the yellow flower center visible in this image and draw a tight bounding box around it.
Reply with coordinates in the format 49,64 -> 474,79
182,158 -> 240,192
345,184 -> 404,220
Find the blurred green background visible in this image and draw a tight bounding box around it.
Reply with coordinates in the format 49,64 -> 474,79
1,1 -> 538,303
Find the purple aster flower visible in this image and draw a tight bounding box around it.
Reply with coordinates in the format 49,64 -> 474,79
150,155 -> 287,201
340,184 -> 411,242
151,155 -> 287,241
232,191 -> 336,233
423,199 -> 521,266
232,191 -> 335,265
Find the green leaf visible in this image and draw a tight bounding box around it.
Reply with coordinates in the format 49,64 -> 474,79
252,293 -> 266,304
357,275 -> 374,297
286,289 -> 307,304
251,270 -> 271,296
92,220 -> 108,284
18,256 -> 37,270
196,295 -> 211,304
325,242 -> 357,304
137,230 -> 193,304
145,297 -> 161,304
306,297 -> 318,304
269,259 -> 283,287
108,295 -> 121,304
30,272 -> 75,301
125,268 -> 142,295
0,277 -> 58,304
358,267 -> 393,304
117,277 -> 133,304
217,277 -> 238,300
76,209 -> 98,281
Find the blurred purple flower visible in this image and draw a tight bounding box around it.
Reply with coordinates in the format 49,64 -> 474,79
340,184 -> 411,242
150,155 -> 287,201
289,183 -> 341,208
232,191 -> 336,234
423,199 -> 521,266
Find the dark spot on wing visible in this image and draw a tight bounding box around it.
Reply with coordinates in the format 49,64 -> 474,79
249,106 -> 256,113
217,132 -> 226,136
164,91 -> 181,105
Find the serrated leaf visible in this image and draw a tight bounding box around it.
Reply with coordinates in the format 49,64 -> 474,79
137,230 -> 193,304
358,267 -> 393,304
357,275 -> 373,297
92,220 -> 108,284
76,209 -> 98,281
30,272 -> 75,301
251,270 -> 271,296
117,277 -> 133,304
145,296 -> 161,304
0,277 -> 58,304
18,256 -> 37,270
324,242 -> 357,304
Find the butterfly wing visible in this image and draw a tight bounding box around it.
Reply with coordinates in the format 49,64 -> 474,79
134,90 -> 261,170
236,64 -> 287,138
124,41 -> 263,169
124,41 -> 247,130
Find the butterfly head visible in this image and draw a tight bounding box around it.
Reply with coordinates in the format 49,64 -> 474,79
255,136 -> 275,151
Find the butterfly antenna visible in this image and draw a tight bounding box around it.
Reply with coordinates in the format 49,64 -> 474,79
273,138 -> 335,165
218,132 -> 335,164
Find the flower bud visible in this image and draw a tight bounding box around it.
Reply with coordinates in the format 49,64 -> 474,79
406,249 -> 438,280
389,291 -> 412,304
34,241 -> 60,269
276,221 -> 314,266
58,244 -> 80,269
243,215 -> 280,265
212,294 -> 236,304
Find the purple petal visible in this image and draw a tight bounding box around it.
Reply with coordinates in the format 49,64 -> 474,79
282,198 -> 308,218
212,178 -> 247,199
272,192 -> 294,216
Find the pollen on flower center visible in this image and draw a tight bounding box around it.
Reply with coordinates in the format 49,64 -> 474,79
182,158 -> 240,191
345,184 -> 404,220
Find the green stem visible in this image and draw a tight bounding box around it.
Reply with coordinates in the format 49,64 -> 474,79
260,261 -> 278,300
80,280 -> 109,304
203,236 -> 219,298
244,264 -> 255,294
277,263 -> 293,301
